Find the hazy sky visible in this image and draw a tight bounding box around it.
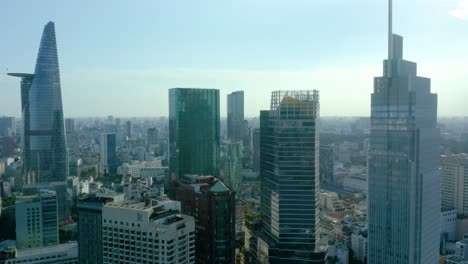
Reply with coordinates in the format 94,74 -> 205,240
1,0 -> 467,118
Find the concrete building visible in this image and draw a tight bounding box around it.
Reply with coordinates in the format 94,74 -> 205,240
102,198 -> 195,264
15,190 -> 58,249
442,209 -> 458,242
343,176 -> 367,193
77,191 -> 125,264
5,242 -> 78,264
442,154 -> 468,215
351,232 -> 368,263
174,175 -> 235,264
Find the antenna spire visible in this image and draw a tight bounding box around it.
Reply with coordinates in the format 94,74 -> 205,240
388,0 -> 393,61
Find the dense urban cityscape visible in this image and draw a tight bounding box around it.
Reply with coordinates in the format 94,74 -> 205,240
1,1 -> 468,264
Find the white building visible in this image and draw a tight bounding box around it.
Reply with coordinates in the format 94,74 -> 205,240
5,242 -> 78,264
351,232 -> 368,263
15,190 -> 58,249
102,198 -> 195,264
442,154 -> 468,214
442,209 -> 458,241
343,176 -> 367,193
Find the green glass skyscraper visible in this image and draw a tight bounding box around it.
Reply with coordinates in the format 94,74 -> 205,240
169,88 -> 220,179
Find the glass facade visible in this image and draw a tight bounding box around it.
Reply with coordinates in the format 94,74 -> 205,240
260,90 -> 326,263
9,22 -> 67,184
169,88 -> 220,178
227,91 -> 245,142
224,142 -> 243,192
100,133 -> 117,174
367,34 -> 440,264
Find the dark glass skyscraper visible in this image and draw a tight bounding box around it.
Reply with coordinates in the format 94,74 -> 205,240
100,133 -> 117,174
260,90 -> 326,264
169,88 -> 220,178
8,21 -> 67,184
227,91 -> 245,142
367,1 -> 440,263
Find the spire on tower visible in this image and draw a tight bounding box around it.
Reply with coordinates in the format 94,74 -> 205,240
388,0 -> 393,61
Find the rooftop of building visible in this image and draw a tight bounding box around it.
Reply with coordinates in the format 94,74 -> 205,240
16,189 -> 56,204
176,174 -> 232,194
15,242 -> 77,259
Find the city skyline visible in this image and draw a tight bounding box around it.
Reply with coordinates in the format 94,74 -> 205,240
1,0 -> 467,118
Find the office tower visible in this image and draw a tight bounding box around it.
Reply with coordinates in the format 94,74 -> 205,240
65,118 -> 74,133
8,22 -> 67,184
224,142 -> 243,193
1,136 -> 15,158
125,120 -> 132,139
100,133 -> 117,174
0,117 -> 15,137
259,90 -> 326,263
169,88 -> 220,178
252,128 -> 260,172
22,182 -> 69,223
367,1 -> 440,263
147,127 -> 159,146
101,198 -> 195,264
16,190 -> 58,249
320,145 -> 334,184
441,154 -> 468,214
227,91 -> 245,142
174,175 -> 235,264
77,192 -> 125,264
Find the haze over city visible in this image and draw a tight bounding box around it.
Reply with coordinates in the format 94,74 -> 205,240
1,0 -> 467,117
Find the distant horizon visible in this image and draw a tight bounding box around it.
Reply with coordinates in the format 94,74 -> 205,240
1,0 -> 467,117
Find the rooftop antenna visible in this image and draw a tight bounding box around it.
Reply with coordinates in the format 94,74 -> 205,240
388,0 -> 393,61
387,0 -> 393,77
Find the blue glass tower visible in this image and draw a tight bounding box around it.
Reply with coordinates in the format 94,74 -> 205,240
367,1 -> 440,263
8,21 -> 67,184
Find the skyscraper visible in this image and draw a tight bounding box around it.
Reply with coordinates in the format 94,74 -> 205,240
227,91 -> 245,142
367,1 -> 440,263
223,142 -> 243,193
259,90 -> 326,263
65,118 -> 75,133
8,21 -> 67,184
100,133 -> 117,175
125,120 -> 132,139
0,117 -> 15,137
174,175 -> 235,264
169,88 -> 220,179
